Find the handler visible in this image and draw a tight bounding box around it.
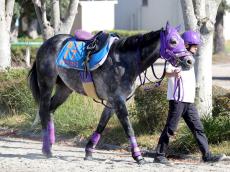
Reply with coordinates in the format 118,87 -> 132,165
154,30 -> 224,164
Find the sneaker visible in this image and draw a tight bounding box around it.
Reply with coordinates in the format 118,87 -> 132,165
202,153 -> 225,162
154,156 -> 172,165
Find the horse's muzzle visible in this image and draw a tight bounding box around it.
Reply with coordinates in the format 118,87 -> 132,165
180,55 -> 195,70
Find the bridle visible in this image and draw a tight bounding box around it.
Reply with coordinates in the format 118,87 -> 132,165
137,30 -> 189,101
138,30 -> 189,87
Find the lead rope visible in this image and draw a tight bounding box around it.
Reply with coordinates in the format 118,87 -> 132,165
173,76 -> 184,101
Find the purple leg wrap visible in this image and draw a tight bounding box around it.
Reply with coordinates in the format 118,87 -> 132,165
91,132 -> 101,145
42,129 -> 50,153
130,136 -> 138,148
42,120 -> 55,154
48,121 -> 55,144
129,137 -> 142,158
85,132 -> 101,153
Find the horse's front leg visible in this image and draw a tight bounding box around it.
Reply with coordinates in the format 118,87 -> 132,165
113,96 -> 145,164
85,104 -> 114,160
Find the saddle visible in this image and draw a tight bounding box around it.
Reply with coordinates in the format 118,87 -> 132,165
56,30 -> 117,71
75,30 -> 110,57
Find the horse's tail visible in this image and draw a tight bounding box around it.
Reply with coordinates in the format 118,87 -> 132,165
28,61 -> 40,104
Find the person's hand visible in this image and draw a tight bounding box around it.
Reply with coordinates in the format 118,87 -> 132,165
174,69 -> 181,78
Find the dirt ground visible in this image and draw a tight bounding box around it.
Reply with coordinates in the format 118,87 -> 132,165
0,136 -> 229,172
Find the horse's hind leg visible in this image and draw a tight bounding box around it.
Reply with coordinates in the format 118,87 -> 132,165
38,82 -> 54,157
85,105 -> 114,160
42,78 -> 72,146
31,78 -> 72,128
50,77 -> 73,113
113,96 -> 145,164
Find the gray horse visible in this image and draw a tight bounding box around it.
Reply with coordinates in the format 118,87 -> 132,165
28,22 -> 193,164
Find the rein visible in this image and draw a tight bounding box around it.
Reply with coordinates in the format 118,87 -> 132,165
136,45 -> 167,90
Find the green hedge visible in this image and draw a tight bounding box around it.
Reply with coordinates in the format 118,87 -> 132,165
213,93 -> 230,117
0,69 -> 35,115
132,81 -> 169,133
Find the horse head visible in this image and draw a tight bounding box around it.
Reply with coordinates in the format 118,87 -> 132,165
160,22 -> 194,70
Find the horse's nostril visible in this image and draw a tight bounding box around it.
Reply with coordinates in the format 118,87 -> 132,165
187,60 -> 192,65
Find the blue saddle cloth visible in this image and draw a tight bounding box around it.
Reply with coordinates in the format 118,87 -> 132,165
56,36 -> 117,71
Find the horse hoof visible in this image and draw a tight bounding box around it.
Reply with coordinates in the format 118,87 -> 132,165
135,156 -> 146,165
42,149 -> 52,158
84,155 -> 93,161
84,151 -> 93,160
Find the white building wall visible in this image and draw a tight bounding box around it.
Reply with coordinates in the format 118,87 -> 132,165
115,0 -> 184,31
75,1 -> 117,32
141,0 -> 184,31
115,0 -> 142,30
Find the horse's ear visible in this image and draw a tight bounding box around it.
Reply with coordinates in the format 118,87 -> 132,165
175,25 -> 181,32
166,21 -> 170,31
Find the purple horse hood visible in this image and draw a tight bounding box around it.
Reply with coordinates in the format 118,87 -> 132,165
160,23 -> 190,66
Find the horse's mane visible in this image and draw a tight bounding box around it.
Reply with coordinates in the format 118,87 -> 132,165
116,29 -> 161,51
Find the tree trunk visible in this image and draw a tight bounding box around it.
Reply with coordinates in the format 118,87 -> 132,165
180,0 -> 221,116
0,22 -> 11,70
58,0 -> 79,34
214,11 -> 225,54
0,0 -> 15,69
33,0 -> 79,40
52,0 -> 61,34
28,19 -> 39,39
195,31 -> 214,116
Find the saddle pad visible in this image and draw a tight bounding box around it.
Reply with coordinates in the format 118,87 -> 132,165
56,36 -> 117,71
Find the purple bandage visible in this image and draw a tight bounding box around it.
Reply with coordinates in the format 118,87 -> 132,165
85,132 -> 101,153
48,120 -> 55,144
129,136 -> 138,148
129,137 -> 142,158
42,129 -> 50,153
42,120 -> 55,153
91,132 -> 101,145
133,150 -> 142,157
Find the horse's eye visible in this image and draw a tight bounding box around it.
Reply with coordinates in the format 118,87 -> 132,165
169,38 -> 178,48
170,38 -> 178,45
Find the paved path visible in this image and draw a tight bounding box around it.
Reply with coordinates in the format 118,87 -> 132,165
0,137 -> 229,172
212,63 -> 230,90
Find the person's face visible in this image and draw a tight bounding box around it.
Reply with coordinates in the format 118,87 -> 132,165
185,44 -> 198,54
